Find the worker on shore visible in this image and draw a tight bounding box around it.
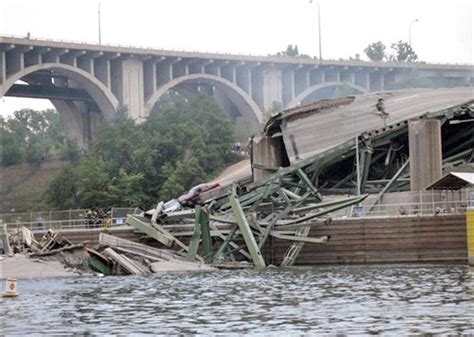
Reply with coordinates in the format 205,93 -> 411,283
102,211 -> 112,232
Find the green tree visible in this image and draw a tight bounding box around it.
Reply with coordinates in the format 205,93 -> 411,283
275,45 -> 311,58
91,116 -> 143,175
364,41 -> 386,61
45,94 -> 238,210
76,156 -> 111,207
390,40 -> 419,62
45,163 -> 80,209
0,109 -> 67,166
107,169 -> 148,207
159,151 -> 207,199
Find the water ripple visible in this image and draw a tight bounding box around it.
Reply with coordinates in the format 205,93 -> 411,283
1,264 -> 473,335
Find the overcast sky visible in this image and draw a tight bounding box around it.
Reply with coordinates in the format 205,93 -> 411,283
1,0 -> 472,116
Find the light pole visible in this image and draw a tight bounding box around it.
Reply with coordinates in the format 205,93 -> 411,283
98,2 -> 102,45
409,19 -> 419,46
309,0 -> 322,61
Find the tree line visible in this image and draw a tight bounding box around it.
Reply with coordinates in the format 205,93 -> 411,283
1,95 -> 239,210
1,109 -> 79,167
275,40 -> 419,63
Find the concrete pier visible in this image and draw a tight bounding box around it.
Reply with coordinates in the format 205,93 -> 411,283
408,119 -> 443,191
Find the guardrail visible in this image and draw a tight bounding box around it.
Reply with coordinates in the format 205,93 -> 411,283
1,207 -> 139,232
1,34 -> 472,67
333,199 -> 470,219
2,189 -> 472,231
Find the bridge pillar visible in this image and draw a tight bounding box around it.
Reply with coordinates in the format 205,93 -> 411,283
408,119 -> 443,191
262,68 -> 283,111
54,100 -> 99,151
0,51 -> 6,83
111,58 -> 146,122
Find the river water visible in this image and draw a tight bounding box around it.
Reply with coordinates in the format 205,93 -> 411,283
1,264 -> 473,335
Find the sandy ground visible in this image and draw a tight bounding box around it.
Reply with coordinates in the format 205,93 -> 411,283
0,255 -> 81,279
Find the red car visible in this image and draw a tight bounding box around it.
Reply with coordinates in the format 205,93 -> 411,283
178,182 -> 220,205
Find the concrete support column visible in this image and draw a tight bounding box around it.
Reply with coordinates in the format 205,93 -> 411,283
111,58 -> 145,121
251,67 -> 264,109
221,64 -> 235,83
408,119 -> 443,191
24,51 -> 41,67
309,67 -> 321,85
262,67 -> 283,111
294,67 -> 307,97
122,58 -> 145,120
5,50 -> 23,77
252,135 -> 284,181
282,69 -> 294,106
77,56 -> 93,73
157,61 -> 172,87
94,58 -> 111,88
350,72 -> 355,84
236,67 -> 251,95
0,51 -> 5,84
143,60 -> 157,99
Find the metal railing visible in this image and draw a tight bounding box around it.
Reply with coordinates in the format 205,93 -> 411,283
1,189 -> 472,231
1,207 -> 138,232
332,188 -> 473,219
1,34 -> 472,68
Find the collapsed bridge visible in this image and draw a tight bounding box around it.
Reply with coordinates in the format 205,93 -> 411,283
122,87 -> 473,267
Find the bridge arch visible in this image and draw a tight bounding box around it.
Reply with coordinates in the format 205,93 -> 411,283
287,81 -> 368,109
1,63 -> 119,119
145,74 -> 263,124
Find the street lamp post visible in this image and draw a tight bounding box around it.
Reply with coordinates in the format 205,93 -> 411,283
98,2 -> 102,45
409,19 -> 419,46
310,0 -> 322,61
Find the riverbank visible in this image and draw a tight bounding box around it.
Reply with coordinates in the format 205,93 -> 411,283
0,255 -> 86,279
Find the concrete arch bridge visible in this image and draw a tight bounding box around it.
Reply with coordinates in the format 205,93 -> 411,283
1,36 -> 472,149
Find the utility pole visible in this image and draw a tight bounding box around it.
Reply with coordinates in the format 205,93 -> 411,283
309,0 -> 322,61
98,2 -> 102,45
317,2 -> 322,61
409,19 -> 419,46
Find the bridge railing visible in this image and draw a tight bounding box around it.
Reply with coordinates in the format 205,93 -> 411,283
2,189 -> 471,231
1,34 -> 472,68
1,207 -> 138,232
331,188 -> 473,219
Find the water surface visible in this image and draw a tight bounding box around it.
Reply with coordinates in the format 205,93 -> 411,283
1,264 -> 473,335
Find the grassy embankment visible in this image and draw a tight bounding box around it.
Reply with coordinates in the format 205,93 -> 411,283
0,159 -> 66,213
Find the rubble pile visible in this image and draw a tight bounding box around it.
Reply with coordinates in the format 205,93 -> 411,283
124,147 -> 368,269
